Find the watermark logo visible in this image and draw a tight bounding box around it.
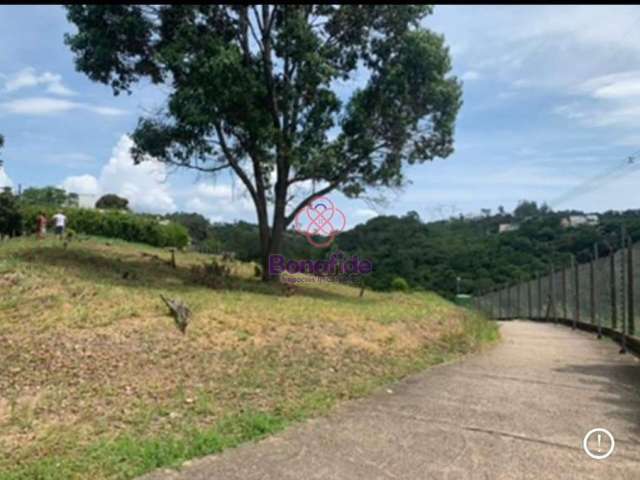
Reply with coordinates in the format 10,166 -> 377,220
294,195 -> 346,248
269,251 -> 373,278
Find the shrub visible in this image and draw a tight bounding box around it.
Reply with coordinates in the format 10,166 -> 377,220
21,206 -> 189,248
390,276 -> 410,292
95,193 -> 129,210
0,188 -> 23,237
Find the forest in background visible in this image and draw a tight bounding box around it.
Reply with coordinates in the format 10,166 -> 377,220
170,201 -> 640,299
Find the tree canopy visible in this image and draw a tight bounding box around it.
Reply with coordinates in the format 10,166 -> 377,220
19,187 -> 79,208
65,5 -> 462,279
0,189 -> 22,237
95,193 -> 130,210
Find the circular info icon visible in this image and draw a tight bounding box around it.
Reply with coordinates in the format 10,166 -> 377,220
583,428 -> 615,460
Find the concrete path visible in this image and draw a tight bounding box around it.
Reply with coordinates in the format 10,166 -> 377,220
141,321 -> 640,480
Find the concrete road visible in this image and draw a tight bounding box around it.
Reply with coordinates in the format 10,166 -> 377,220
141,321 -> 640,480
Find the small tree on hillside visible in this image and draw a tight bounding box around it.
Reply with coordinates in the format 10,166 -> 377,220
96,193 -> 130,210
514,200 -> 539,219
66,5 -> 462,280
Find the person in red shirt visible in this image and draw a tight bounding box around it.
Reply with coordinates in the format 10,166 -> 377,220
36,212 -> 47,239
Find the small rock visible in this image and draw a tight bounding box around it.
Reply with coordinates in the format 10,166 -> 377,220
386,389 -> 393,394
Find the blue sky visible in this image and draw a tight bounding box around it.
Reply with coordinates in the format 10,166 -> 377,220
2,5 -> 640,226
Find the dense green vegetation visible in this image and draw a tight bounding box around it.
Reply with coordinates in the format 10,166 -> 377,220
19,186 -> 79,208
9,185 -> 640,298
20,206 -> 189,248
337,201 -> 640,297
172,200 -> 640,298
0,188 -> 22,237
165,212 -> 323,261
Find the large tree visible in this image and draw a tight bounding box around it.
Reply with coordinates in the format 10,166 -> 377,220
65,5 -> 462,279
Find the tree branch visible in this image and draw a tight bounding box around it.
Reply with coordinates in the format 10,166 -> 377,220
213,123 -> 258,204
165,159 -> 231,174
285,180 -> 340,227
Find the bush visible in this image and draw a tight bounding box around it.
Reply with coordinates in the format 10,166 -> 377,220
21,206 -> 189,248
390,276 -> 410,292
95,193 -> 129,210
0,189 -> 23,237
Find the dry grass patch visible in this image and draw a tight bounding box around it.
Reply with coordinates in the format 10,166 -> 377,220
0,236 -> 498,479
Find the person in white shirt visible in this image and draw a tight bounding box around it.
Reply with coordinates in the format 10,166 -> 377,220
51,212 -> 67,239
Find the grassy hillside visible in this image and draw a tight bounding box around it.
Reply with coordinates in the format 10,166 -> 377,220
0,236 -> 497,480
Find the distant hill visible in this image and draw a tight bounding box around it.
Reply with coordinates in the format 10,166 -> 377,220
336,203 -> 640,297
166,202 -> 640,298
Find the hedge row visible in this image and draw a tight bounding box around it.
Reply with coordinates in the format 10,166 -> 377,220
21,206 -> 190,248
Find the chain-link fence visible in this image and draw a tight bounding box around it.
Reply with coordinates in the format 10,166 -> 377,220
474,238 -> 638,349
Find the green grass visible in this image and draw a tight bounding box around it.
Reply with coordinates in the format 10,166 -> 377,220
0,236 -> 498,479
1,410 -> 287,480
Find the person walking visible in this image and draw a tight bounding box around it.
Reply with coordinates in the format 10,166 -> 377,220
51,211 -> 67,239
36,212 -> 48,239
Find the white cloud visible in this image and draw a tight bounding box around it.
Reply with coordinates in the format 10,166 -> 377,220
194,183 -> 234,200
62,136 -> 176,214
0,166 -> 13,189
0,97 -> 126,116
60,174 -> 99,195
461,70 -> 480,81
183,182 -> 255,221
4,67 -> 74,96
59,137 -> 259,221
578,71 -> 640,100
354,208 -> 378,221
430,5 -> 640,91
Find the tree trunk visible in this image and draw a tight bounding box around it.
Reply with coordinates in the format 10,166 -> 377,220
261,208 -> 287,282
261,165 -> 289,282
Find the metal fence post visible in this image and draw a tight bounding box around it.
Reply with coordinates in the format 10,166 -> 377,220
507,284 -> 512,319
590,252 -> 596,327
549,264 -> 556,323
620,228 -> 628,353
516,281 -> 522,319
610,245 -> 617,331
527,279 -> 533,319
627,236 -> 635,336
562,263 -> 568,320
537,273 -> 542,319
573,256 -> 580,329
494,290 -> 498,318
594,243 -> 601,338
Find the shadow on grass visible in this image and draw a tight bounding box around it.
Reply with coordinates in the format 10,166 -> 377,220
15,244 -> 360,302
